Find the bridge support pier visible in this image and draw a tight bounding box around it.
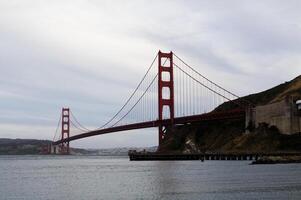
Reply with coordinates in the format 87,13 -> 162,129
158,51 -> 174,149
49,144 -> 57,154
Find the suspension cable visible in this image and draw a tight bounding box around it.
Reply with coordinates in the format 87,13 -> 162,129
174,53 -> 240,98
70,120 -> 87,132
174,53 -> 253,106
70,110 -> 90,131
111,74 -> 158,127
52,114 -> 61,142
100,56 -> 168,129
173,63 -> 243,108
96,53 -> 158,129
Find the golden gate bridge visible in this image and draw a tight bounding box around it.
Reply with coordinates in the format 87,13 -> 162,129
49,51 -> 253,154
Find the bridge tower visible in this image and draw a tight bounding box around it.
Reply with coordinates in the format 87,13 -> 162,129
158,51 -> 174,147
60,108 -> 70,154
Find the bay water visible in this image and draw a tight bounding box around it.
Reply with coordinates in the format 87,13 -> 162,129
0,155 -> 301,199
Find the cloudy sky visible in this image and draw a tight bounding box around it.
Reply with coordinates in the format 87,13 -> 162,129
0,0 -> 301,148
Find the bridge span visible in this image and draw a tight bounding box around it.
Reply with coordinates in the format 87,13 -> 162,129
50,51 -> 252,154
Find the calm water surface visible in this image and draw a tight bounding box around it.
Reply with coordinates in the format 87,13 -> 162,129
0,155 -> 301,200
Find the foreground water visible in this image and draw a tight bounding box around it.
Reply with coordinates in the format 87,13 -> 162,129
0,156 -> 301,200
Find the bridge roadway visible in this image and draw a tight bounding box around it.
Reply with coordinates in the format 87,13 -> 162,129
53,108 -> 245,145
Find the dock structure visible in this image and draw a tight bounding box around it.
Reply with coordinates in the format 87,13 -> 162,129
128,152 -> 301,161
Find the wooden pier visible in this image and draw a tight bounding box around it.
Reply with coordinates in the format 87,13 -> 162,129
128,151 -> 301,161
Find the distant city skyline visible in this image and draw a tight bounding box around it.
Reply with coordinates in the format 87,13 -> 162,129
0,0 -> 301,148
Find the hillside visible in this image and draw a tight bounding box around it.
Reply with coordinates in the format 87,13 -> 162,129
161,75 -> 301,153
216,75 -> 301,111
0,138 -> 51,155
0,138 -> 156,155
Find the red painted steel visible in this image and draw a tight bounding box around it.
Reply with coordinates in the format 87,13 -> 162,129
158,51 -> 174,146
53,109 -> 245,145
60,108 -> 70,154
52,52 -> 251,150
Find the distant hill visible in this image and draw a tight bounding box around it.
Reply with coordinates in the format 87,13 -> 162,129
72,146 -> 157,156
0,138 -> 51,155
161,75 -> 301,153
0,138 -> 156,155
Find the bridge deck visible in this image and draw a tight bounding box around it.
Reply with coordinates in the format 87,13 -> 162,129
53,109 -> 245,145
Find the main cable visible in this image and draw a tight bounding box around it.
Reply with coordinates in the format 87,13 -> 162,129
111,74 -> 158,127
70,120 -> 87,133
52,114 -> 61,142
173,53 -> 253,107
70,110 -> 90,131
96,53 -> 158,130
173,63 -> 243,108
174,53 -> 240,98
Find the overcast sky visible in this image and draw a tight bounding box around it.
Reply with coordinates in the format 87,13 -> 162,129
0,0 -> 301,148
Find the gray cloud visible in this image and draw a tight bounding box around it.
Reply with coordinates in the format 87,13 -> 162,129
0,0 -> 300,147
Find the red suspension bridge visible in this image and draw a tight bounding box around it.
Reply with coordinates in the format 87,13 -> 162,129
50,51 -> 253,154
